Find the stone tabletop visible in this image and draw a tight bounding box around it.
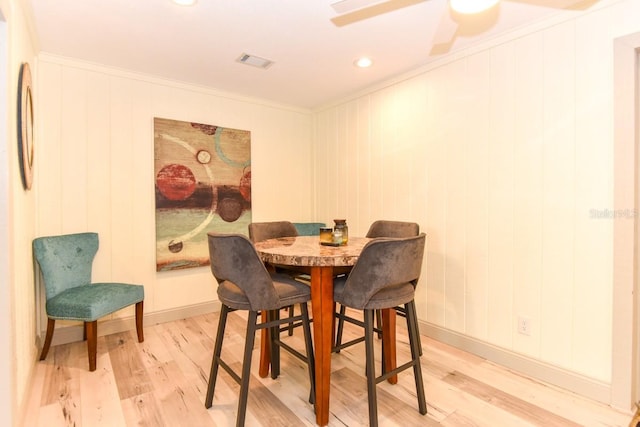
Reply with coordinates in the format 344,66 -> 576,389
254,236 -> 370,267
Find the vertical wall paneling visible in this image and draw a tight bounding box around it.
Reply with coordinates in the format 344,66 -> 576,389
86,71 -> 112,282
573,8 -> 615,382
512,32 -> 544,357
443,59 -> 467,333
386,88 -> 403,220
109,77 -> 137,285
355,96 -> 371,235
292,111 -> 315,219
464,52 -> 491,341
540,21 -> 576,370
405,76 -> 430,314
37,61 -> 63,233
129,80 -> 155,319
328,105 -> 343,218
391,80 -> 419,221
60,66 -> 89,233
131,81 -> 156,282
368,91 -> 386,224
335,102 -> 350,219
425,65 -> 447,325
344,100 -> 358,224
486,42 -> 516,349
314,111 -> 330,222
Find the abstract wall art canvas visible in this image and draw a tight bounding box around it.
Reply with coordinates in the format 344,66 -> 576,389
154,117 -> 251,271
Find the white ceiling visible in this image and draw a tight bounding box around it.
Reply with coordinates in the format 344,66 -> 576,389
28,0 -> 601,109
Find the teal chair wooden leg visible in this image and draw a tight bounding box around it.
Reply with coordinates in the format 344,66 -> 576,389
135,301 -> 144,342
86,320 -> 98,371
40,318 -> 55,361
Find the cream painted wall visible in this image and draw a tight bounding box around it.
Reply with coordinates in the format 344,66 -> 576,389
1,0 -> 38,425
314,0 -> 639,400
34,54 -> 315,334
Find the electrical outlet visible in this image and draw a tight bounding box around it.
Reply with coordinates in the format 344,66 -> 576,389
517,316 -> 531,336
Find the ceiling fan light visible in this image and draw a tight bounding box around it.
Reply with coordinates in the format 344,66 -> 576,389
449,0 -> 499,14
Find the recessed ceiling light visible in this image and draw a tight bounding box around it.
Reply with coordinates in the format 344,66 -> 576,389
172,0 -> 197,6
450,0 -> 499,14
354,57 -> 373,68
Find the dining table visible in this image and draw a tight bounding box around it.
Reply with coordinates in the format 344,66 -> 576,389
253,235 -> 398,426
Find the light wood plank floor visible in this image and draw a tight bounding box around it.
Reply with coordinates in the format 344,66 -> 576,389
22,308 -> 633,426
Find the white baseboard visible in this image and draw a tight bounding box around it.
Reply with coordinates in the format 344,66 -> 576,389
420,321 -> 611,405
48,301 -> 221,346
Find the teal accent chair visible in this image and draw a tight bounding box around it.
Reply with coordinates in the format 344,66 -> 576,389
33,232 -> 144,371
293,222 -> 326,236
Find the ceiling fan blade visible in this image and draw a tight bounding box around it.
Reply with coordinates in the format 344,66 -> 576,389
432,7 -> 459,45
331,0 -> 427,27
430,0 -> 501,55
429,6 -> 459,55
564,0 -> 601,10
331,0 -> 386,14
504,0 -> 600,10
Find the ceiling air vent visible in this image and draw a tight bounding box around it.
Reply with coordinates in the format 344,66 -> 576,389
237,53 -> 274,69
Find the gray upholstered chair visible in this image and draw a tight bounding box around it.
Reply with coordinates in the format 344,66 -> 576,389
334,220 -> 421,352
33,232 -> 144,372
366,220 -> 419,238
333,233 -> 427,427
204,233 -> 315,427
248,220 -> 298,242
248,220 -> 306,335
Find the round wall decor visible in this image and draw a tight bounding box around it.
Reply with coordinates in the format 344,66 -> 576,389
18,62 -> 34,190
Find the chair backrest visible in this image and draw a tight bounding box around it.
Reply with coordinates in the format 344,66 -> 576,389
293,222 -> 326,236
33,232 -> 99,301
207,233 -> 281,310
248,221 -> 298,243
366,220 -> 419,238
340,233 -> 426,309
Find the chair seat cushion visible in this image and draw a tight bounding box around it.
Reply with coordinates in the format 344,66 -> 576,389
46,283 -> 144,321
218,273 -> 311,311
333,276 -> 414,310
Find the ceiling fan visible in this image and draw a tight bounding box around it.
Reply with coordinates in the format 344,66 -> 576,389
330,0 -> 600,54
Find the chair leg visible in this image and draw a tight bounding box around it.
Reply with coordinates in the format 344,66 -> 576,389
205,305 -> 229,409
334,304 -> 347,352
396,305 -> 422,356
237,311 -> 259,427
287,305 -> 295,336
135,301 -> 144,342
86,320 -> 98,372
300,302 -> 316,405
39,318 -> 55,361
270,310 -> 281,379
375,309 -> 383,339
405,301 -> 427,415
364,310 -> 379,427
